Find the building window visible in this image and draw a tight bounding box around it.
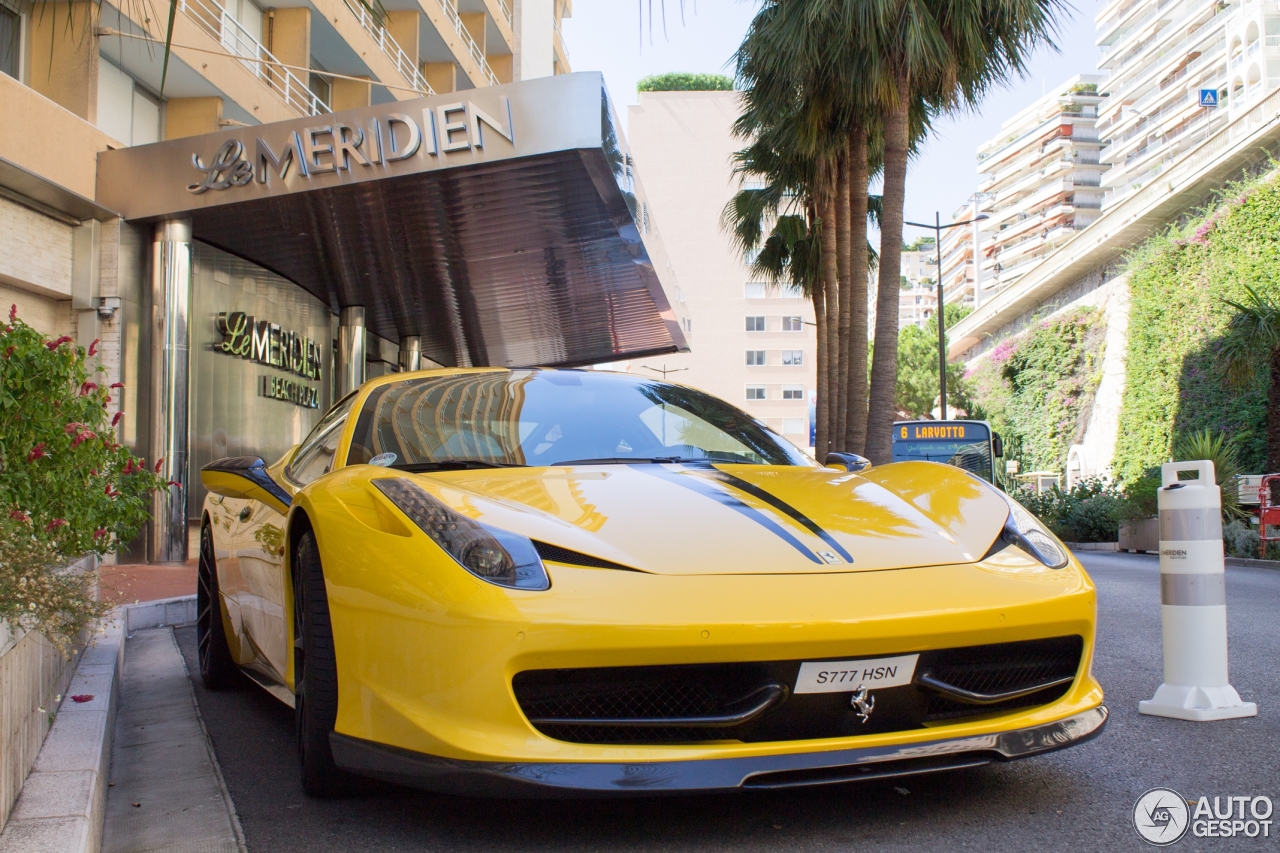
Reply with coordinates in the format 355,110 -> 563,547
745,316 -> 765,332
0,0 -> 18,80
746,350 -> 766,366
746,385 -> 766,400
744,282 -> 767,299
96,58 -> 162,146
309,57 -> 332,109
782,316 -> 802,331
781,350 -> 803,366
782,418 -> 805,435
782,385 -> 803,400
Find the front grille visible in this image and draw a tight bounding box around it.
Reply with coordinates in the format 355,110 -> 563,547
513,636 -> 1084,745
921,636 -> 1082,721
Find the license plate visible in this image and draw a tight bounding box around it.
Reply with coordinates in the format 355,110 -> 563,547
794,654 -> 920,694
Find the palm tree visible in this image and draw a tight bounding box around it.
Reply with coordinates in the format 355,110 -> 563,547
862,0 -> 1066,464
1219,284 -> 1280,473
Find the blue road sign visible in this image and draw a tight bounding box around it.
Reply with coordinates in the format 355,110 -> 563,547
1200,89 -> 1219,107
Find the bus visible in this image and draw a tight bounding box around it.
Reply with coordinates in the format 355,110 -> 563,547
891,420 -> 1004,485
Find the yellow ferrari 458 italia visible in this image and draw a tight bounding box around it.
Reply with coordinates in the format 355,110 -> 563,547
198,368 -> 1106,797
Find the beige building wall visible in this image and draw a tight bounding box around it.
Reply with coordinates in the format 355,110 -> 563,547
621,91 -> 817,451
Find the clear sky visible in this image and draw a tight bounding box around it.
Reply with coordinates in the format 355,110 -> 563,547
560,0 -> 1104,237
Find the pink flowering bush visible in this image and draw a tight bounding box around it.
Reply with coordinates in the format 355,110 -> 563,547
0,307 -> 165,651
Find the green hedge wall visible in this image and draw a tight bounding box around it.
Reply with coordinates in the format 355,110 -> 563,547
965,308 -> 1106,473
637,73 -> 734,92
1111,173 -> 1278,482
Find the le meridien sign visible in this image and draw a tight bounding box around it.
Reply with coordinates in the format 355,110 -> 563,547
216,312 -> 321,408
188,98 -> 515,194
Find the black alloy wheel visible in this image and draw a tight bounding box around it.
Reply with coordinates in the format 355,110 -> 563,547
197,520 -> 238,689
293,530 -> 347,797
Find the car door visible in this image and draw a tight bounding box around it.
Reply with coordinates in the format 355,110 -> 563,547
236,392 -> 357,684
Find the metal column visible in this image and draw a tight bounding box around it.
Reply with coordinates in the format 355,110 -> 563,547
148,218 -> 193,563
337,306 -> 366,397
398,336 -> 422,372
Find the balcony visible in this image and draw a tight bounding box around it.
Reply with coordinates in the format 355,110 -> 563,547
177,0 -> 324,115
339,0 -> 431,95
434,0 -> 500,86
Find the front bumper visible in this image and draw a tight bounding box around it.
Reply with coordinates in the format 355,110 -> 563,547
329,705 -> 1108,797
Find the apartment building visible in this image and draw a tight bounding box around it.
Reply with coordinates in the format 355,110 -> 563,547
950,0 -> 1280,479
0,5 -> 699,563
898,283 -> 937,329
900,239 -> 936,287
936,196 -> 979,309
622,90 -> 817,450
974,75 -> 1105,295
1095,0 -> 1231,208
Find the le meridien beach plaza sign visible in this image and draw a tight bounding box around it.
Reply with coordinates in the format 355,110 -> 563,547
97,74 -> 608,220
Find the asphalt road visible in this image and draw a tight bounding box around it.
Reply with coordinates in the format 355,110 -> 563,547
175,552 -> 1280,852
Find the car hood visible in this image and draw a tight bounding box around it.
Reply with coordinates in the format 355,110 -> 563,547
376,461 -> 1009,575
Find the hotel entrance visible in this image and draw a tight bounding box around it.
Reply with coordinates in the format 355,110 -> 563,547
95,72 -> 690,563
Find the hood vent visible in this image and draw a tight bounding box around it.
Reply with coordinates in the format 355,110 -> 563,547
532,541 -> 639,572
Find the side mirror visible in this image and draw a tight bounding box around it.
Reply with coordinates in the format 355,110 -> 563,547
201,456 -> 293,516
992,433 -> 1004,458
825,452 -> 872,472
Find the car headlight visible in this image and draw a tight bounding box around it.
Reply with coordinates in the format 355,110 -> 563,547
372,478 -> 551,591
995,493 -> 1070,569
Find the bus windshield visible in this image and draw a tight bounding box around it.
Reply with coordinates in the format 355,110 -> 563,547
891,422 -> 993,482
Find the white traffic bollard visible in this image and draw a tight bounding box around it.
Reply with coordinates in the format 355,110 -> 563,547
1139,460 -> 1256,721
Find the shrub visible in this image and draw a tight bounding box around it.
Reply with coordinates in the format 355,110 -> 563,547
637,73 -> 734,92
0,308 -> 165,652
1019,477 -> 1126,543
1114,169 -> 1280,482
1223,519 -> 1260,558
965,308 -> 1105,474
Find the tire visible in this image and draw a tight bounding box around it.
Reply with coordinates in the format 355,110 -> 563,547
293,530 -> 348,797
197,520 -> 238,690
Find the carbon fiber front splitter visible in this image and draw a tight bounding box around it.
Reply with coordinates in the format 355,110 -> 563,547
328,705 -> 1108,797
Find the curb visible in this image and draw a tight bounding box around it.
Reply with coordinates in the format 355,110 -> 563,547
1225,556 -> 1280,570
0,595 -> 198,853
1066,542 -> 1120,551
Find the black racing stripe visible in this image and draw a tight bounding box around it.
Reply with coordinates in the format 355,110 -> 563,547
691,468 -> 854,564
630,465 -> 822,564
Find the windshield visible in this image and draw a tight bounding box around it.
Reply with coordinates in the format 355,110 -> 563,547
892,437 -> 993,482
346,370 -> 811,469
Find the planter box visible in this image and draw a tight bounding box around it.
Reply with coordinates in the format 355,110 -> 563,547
0,555 -> 96,834
1119,517 -> 1160,553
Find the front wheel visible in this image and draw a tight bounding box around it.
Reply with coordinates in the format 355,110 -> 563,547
293,530 -> 347,797
197,520 -> 238,690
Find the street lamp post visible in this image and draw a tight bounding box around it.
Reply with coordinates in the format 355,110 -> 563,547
904,212 -> 988,420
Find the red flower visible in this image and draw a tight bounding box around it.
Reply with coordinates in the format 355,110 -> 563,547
3,346 -> 13,359
9,510 -> 30,522
64,422 -> 84,435
46,335 -> 73,350
93,529 -> 108,540
110,382 -> 124,389
26,443 -> 46,462
79,381 -> 98,396
88,339 -> 99,356
8,304 -> 15,322
45,518 -> 67,532
154,459 -> 163,474
112,411 -> 123,427
105,484 -> 119,497
167,480 -> 183,489
71,430 -> 96,448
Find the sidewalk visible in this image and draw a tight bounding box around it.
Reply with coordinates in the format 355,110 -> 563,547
102,628 -> 244,853
100,563 -> 197,605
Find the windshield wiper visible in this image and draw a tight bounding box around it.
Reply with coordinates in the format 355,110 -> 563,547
551,457 -> 709,466
391,460 -> 526,472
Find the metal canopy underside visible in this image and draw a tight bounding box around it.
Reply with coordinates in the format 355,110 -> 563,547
96,73 -> 688,368
192,148 -> 674,367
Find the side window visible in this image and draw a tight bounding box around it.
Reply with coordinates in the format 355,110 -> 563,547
285,392 -> 358,486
